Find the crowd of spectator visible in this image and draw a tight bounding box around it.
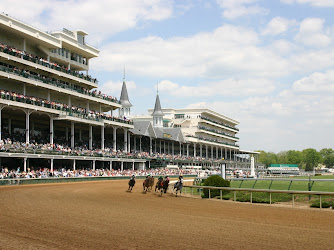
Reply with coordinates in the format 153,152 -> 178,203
0,42 -> 97,83
0,137 -> 225,163
0,166 -> 202,179
0,89 -> 132,124
0,53 -> 119,104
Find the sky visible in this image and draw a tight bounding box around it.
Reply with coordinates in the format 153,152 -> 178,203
2,0 -> 334,153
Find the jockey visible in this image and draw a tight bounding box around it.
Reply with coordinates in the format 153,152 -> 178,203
131,174 -> 136,180
178,175 -> 183,184
158,176 -> 163,182
165,175 -> 170,182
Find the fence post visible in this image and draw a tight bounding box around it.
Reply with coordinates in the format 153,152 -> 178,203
209,189 -> 211,199
250,192 -> 252,204
199,188 -> 201,199
270,193 -> 272,205
320,195 -> 322,209
220,189 -> 222,200
292,194 -> 294,206
191,187 -> 193,197
234,191 -> 236,202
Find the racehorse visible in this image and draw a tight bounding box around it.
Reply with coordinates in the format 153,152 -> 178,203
162,179 -> 169,194
143,176 -> 154,193
174,181 -> 183,197
155,178 -> 164,196
128,178 -> 135,192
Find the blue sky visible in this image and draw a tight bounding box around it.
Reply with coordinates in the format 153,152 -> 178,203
3,0 -> 334,153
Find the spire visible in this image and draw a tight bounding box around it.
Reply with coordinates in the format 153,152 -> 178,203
152,93 -> 164,116
119,73 -> 132,108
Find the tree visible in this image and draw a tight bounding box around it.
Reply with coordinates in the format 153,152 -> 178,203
323,154 -> 334,168
202,175 -> 230,198
257,150 -> 277,168
320,148 -> 334,158
302,148 -> 321,171
286,150 -> 302,165
277,151 -> 288,164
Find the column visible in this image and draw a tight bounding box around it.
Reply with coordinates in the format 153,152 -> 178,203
101,125 -> 105,150
121,162 -> 124,171
110,161 -> 112,170
186,144 -> 189,157
200,144 -> 203,158
225,148 -> 227,160
123,128 -> 128,152
179,142 -> 182,156
211,146 -> 214,160
25,110 -> 32,143
134,136 -> 136,152
164,141 -> 166,154
23,83 -> 26,95
47,90 -> 50,101
132,162 -> 135,171
71,121 -> 74,148
23,158 -> 27,172
159,140 -> 162,154
139,136 -> 142,152
50,159 -> 54,172
50,117 -> 54,144
167,142 -> 170,154
172,142 -> 174,155
216,146 -> 219,159
149,137 -> 152,154
113,127 -> 117,151
92,160 -> 96,171
23,38 -> 26,51
154,139 -> 157,153
193,143 -> 196,157
89,125 -> 93,150
79,128 -> 82,141
68,96 -> 71,107
128,132 -> 130,152
0,106 -> 3,141
206,145 -> 208,159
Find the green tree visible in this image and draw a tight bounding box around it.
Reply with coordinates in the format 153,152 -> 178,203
319,148 -> 334,158
277,151 -> 288,164
257,150 -> 277,168
286,150 -> 302,165
323,154 -> 334,168
302,148 -> 321,171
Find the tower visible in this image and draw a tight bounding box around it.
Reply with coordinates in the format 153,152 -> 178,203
151,88 -> 164,128
119,76 -> 132,118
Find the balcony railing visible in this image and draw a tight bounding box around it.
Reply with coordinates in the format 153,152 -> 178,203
0,90 -> 133,125
198,126 -> 239,140
0,63 -> 120,104
0,44 -> 96,83
200,116 -> 239,131
186,135 -> 239,147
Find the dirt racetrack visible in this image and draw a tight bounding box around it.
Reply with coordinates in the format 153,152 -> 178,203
1,180 -> 334,250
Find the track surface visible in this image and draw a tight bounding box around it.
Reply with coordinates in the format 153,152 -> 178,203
0,180 -> 333,250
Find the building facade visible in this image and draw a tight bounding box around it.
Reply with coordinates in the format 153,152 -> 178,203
0,13 -> 258,172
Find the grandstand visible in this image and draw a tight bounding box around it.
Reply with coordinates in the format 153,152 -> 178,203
0,13 -> 259,174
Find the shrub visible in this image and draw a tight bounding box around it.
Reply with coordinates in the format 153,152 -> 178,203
202,175 -> 230,198
310,200 -> 333,208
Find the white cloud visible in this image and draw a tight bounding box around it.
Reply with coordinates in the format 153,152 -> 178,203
1,0 -> 174,45
295,18 -> 332,47
262,17 -> 297,36
292,70 -> 334,93
216,0 -> 268,19
99,80 -> 136,97
158,78 -> 275,97
92,24 -> 292,78
281,0 -> 334,7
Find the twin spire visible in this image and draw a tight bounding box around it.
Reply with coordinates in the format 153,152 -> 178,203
119,68 -> 132,108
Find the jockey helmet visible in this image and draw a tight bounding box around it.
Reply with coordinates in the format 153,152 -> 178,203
132,175 -> 135,178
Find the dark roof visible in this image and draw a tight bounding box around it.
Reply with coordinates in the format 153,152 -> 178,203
151,94 -> 164,116
120,80 -> 132,108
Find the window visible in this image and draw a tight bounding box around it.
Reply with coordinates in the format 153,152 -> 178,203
175,114 -> 184,119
